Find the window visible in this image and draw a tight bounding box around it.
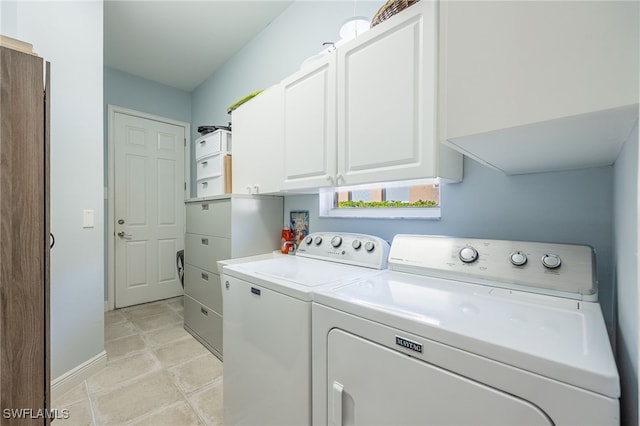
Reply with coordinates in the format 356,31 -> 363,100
319,180 -> 441,219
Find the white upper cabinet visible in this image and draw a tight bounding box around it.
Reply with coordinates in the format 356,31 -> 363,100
279,0 -> 462,191
440,1 -> 639,174
282,53 -> 337,190
337,0 -> 461,186
231,85 -> 284,195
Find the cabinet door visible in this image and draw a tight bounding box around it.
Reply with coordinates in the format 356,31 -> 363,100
337,1 -> 441,185
281,54 -> 337,190
231,85 -> 284,194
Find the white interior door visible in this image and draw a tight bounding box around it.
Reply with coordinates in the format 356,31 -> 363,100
114,111 -> 185,308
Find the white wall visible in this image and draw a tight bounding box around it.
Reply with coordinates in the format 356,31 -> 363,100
5,1 -> 105,379
614,122 -> 639,424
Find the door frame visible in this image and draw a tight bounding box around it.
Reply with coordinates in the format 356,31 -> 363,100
106,105 -> 191,311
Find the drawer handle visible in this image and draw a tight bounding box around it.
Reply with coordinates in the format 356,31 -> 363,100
201,238 -> 209,245
201,204 -> 209,210
201,272 -> 209,280
251,287 -> 261,296
202,161 -> 208,167
200,140 -> 206,145
200,307 -> 208,316
202,182 -> 208,188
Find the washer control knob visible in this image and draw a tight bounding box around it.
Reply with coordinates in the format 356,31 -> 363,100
314,236 -> 323,246
542,254 -> 561,269
305,236 -> 313,245
352,240 -> 362,250
331,236 -> 342,248
510,251 -> 527,266
364,241 -> 375,252
459,246 -> 479,263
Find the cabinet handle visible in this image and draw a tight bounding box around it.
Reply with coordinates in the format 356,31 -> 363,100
200,140 -> 206,145
251,287 -> 261,296
201,161 -> 208,167
332,381 -> 344,426
201,204 -> 209,210
253,184 -> 260,194
335,173 -> 344,183
245,185 -> 252,194
201,272 -> 209,280
201,238 -> 209,245
325,175 -> 334,185
200,307 -> 208,316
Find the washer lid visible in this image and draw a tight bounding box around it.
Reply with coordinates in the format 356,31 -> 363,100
222,256 -> 383,301
314,270 -> 620,398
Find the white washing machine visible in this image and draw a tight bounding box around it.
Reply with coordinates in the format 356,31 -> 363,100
221,232 -> 390,426
312,235 -> 620,425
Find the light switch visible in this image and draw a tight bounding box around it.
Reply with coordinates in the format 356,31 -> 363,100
83,209 -> 94,228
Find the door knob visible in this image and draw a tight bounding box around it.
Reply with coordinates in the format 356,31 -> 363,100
117,231 -> 132,239
118,219 -> 125,224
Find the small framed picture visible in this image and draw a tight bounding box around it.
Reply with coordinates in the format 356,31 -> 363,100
290,210 -> 309,247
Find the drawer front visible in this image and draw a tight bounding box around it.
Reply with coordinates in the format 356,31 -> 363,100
194,130 -> 232,160
186,200 -> 231,237
196,153 -> 224,180
184,295 -> 223,356
196,176 -> 226,198
185,233 -> 231,271
184,264 -> 222,314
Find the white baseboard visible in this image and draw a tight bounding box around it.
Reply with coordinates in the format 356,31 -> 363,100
51,351 -> 107,402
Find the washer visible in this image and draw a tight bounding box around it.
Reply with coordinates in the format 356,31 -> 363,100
312,235 -> 619,425
221,232 -> 389,425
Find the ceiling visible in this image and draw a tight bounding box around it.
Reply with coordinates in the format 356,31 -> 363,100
104,1 -> 293,92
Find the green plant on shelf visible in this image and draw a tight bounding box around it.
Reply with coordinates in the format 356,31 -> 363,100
337,200 -> 438,209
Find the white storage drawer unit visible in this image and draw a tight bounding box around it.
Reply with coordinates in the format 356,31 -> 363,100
195,129 -> 231,160
183,195 -> 283,359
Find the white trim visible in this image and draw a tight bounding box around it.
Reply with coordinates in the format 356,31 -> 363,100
107,105 -> 191,311
50,351 -> 107,402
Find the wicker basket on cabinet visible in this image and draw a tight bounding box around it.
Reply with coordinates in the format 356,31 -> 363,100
371,0 -> 420,27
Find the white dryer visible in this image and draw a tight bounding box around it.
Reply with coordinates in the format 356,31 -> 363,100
312,235 -> 619,425
221,232 -> 389,426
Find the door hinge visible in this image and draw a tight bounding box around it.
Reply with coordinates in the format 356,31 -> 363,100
184,138 -> 186,147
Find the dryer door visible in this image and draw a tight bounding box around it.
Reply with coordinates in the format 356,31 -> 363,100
327,329 -> 553,426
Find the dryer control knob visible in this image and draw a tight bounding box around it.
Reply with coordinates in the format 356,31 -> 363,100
305,236 -> 313,245
352,240 -> 362,250
364,241 -> 375,252
510,251 -> 527,266
331,236 -> 342,248
314,236 -> 323,245
459,246 -> 479,263
542,254 -> 561,269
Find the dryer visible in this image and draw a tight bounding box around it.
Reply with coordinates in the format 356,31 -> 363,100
312,235 -> 619,425
221,232 -> 389,425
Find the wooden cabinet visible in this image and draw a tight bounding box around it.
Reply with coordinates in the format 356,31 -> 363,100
277,0 -> 462,192
0,44 -> 51,424
231,86 -> 284,195
183,195 -> 282,359
440,1 -> 639,174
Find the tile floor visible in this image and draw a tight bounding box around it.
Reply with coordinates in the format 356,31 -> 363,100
52,296 -> 223,425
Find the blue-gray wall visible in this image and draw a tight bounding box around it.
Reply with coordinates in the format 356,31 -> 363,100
614,123 -> 639,425
4,1 -> 105,379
